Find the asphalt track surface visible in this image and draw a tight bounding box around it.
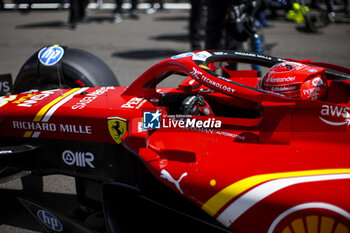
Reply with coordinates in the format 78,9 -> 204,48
0,2 -> 349,233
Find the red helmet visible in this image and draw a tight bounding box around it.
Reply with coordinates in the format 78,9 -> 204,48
257,61 -> 327,100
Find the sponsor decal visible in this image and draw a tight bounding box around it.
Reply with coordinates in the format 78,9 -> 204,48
319,104 -> 350,126
188,127 -> 246,141
308,68 -> 318,73
235,51 -> 256,57
108,117 -> 127,144
15,88 -> 89,138
13,121 -> 92,134
0,95 -> 17,108
265,76 -> 296,83
268,203 -> 350,233
62,150 -> 95,168
160,169 -> 187,194
303,87 -> 321,98
38,45 -> 64,66
59,124 -> 92,134
13,93 -> 36,104
213,52 -> 228,55
121,97 -> 147,109
17,90 -> 55,107
71,87 -> 113,110
37,210 -> 63,232
0,74 -> 12,96
256,54 -> 273,60
234,51 -> 273,60
190,67 -> 235,94
171,52 -> 194,60
312,77 -> 323,86
192,51 -> 212,61
141,112 -> 222,130
271,86 -> 296,92
143,110 -> 161,129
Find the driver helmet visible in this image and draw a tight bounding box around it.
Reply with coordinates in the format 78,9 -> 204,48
257,61 -> 327,100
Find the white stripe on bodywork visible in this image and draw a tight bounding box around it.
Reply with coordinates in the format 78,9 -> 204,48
217,173 -> 350,227
268,202 -> 350,233
319,117 -> 348,126
32,132 -> 41,138
41,87 -> 89,122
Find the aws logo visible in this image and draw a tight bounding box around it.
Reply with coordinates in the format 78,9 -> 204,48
319,105 -> 350,126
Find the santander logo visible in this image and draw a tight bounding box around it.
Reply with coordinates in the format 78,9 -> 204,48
266,76 -> 296,83
319,104 -> 350,126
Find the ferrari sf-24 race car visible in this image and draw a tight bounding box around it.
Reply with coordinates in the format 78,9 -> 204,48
0,45 -> 349,233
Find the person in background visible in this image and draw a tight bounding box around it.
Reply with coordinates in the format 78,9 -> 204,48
113,0 -> 139,23
310,0 -> 335,22
255,0 -> 274,27
69,0 -> 89,29
189,0 -> 205,51
345,0 -> 350,18
204,0 -> 231,50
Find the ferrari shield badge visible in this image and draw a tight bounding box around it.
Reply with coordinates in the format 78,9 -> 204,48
108,117 -> 127,144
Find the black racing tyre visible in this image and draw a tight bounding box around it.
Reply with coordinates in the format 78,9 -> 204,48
12,46 -> 119,94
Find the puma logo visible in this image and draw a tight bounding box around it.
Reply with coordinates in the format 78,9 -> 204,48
160,169 -> 188,194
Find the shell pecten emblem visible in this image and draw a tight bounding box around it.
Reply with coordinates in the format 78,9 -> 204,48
108,117 -> 127,144
280,215 -> 349,233
269,203 -> 350,233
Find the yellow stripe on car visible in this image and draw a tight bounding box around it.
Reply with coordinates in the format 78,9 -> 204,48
202,169 -> 350,216
33,88 -> 80,122
23,131 -> 33,138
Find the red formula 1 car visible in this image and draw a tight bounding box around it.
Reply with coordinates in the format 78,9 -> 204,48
0,46 -> 349,233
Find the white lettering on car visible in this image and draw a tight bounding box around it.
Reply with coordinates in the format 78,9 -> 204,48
319,104 -> 350,126
17,90 -> 55,107
72,87 -> 114,110
62,150 -> 95,168
12,121 -> 92,134
121,97 -> 147,109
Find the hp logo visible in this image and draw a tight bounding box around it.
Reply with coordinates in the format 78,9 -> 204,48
38,45 -> 64,66
37,210 -> 63,232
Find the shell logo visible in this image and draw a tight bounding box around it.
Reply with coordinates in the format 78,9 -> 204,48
269,203 -> 350,233
280,215 -> 349,233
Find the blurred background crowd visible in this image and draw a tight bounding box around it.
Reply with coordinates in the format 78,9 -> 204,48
0,0 -> 349,51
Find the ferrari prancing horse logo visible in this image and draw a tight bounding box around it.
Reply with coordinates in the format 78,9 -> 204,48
108,118 -> 127,144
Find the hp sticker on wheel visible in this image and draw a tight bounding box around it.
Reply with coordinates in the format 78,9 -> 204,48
38,45 -> 64,66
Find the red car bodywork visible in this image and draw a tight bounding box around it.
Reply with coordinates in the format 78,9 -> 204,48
0,50 -> 349,232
